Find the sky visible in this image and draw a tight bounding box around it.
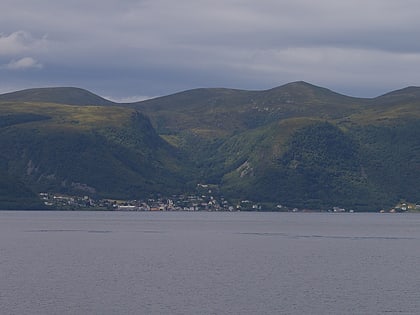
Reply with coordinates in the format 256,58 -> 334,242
1,0 -> 420,101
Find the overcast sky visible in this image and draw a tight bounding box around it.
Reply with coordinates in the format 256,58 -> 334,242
1,0 -> 420,101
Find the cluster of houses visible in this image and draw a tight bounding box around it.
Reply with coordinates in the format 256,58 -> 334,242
380,202 -> 419,213
39,192 -> 419,212
115,195 -> 236,212
39,192 -> 240,211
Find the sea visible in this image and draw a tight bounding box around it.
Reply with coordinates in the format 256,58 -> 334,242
0,211 -> 419,315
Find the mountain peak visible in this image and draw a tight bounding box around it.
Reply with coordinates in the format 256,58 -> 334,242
373,86 -> 420,106
0,87 -> 116,106
377,86 -> 420,98
262,81 -> 356,105
284,80 -> 316,87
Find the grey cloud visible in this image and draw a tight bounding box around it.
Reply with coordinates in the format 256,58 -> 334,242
2,57 -> 43,70
1,0 -> 420,98
0,31 -> 48,56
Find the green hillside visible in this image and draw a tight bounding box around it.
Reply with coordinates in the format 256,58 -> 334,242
0,100 -> 193,204
133,81 -> 365,137
131,82 -> 420,211
0,169 -> 45,209
2,82 -> 420,211
0,87 -> 116,106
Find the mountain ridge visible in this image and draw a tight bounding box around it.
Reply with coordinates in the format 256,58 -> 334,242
3,81 -> 420,107
0,87 -> 117,106
2,81 -> 420,211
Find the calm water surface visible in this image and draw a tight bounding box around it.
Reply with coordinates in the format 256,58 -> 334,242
0,211 -> 419,315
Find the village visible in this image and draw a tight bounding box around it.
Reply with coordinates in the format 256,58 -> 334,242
38,187 -> 419,213
39,189 -> 245,212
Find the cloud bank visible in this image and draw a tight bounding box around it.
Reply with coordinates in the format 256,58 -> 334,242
3,57 -> 43,70
1,0 -> 420,98
0,31 -> 48,56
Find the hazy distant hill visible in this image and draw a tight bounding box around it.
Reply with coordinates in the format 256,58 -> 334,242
0,87 -> 116,106
2,82 -> 420,210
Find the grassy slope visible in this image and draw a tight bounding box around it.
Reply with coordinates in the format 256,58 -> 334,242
0,87 -> 116,106
3,83 -> 420,210
133,81 -> 365,136
132,82 -> 420,210
131,81 -> 368,182
0,101 -> 192,201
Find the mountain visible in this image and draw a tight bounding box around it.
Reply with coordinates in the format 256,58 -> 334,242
131,81 -> 365,136
128,81 -> 369,183
129,81 -> 420,211
0,87 -> 116,106
2,81 -> 420,211
0,98 -> 194,205
374,86 -> 420,105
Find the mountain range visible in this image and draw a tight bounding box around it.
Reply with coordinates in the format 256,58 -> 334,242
1,81 -> 420,211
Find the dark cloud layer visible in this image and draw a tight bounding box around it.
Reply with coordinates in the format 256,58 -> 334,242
1,0 -> 420,100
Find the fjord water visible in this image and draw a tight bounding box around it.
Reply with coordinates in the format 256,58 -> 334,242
1,211 -> 419,315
